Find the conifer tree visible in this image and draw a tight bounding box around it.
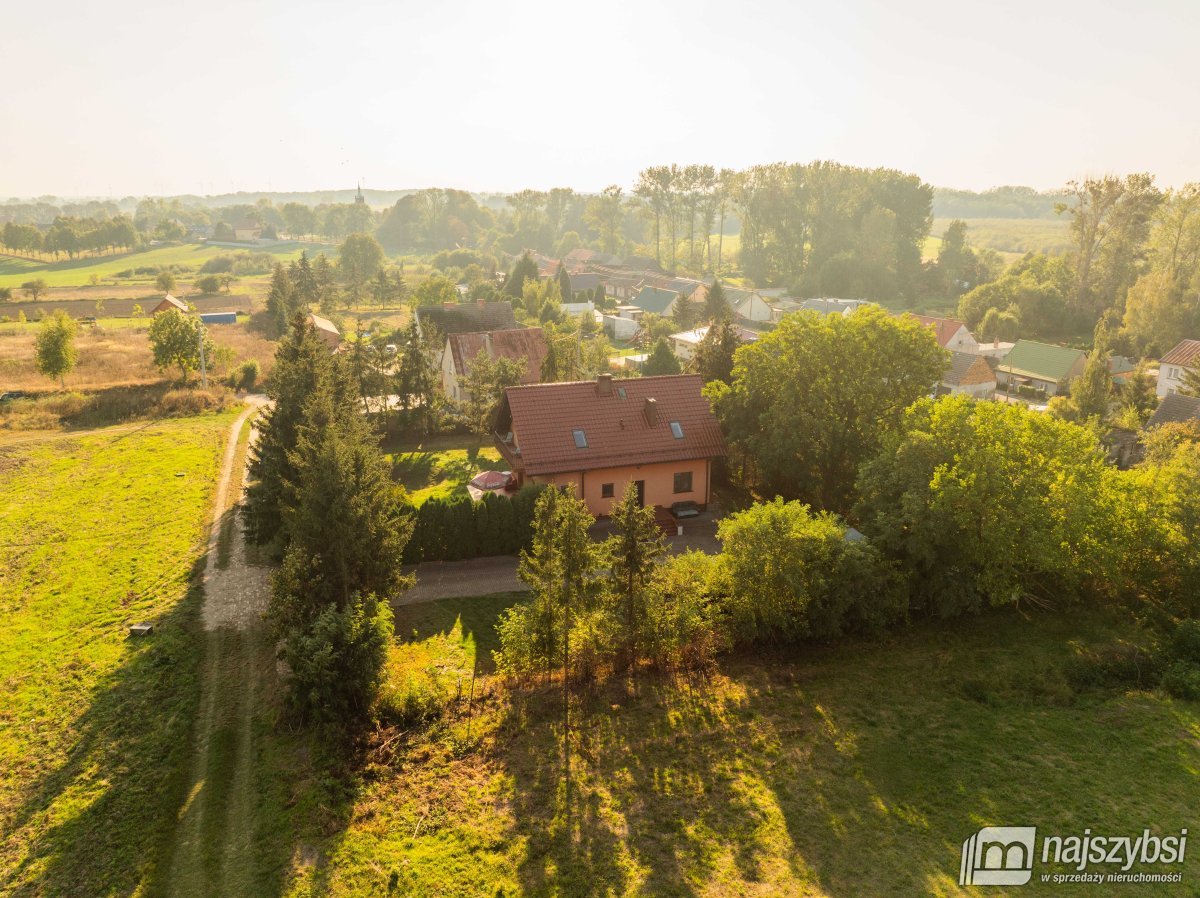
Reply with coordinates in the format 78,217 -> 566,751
642,337 -> 682,376
266,263 -> 296,336
692,319 -> 742,384
704,278 -> 731,322
605,482 -> 668,668
245,312 -> 338,546
557,265 -> 573,302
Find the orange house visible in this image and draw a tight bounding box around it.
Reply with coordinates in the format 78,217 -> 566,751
494,374 -> 726,517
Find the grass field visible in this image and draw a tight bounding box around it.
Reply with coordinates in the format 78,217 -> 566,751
0,242 -> 335,289
932,217 -> 1073,259
0,322 -> 275,395
0,410 -> 241,895
282,597 -> 1199,897
386,434 -> 504,505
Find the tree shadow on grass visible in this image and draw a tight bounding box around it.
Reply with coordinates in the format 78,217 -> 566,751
0,556 -> 210,896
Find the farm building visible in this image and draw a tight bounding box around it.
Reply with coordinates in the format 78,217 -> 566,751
152,294 -> 189,315
996,340 -> 1086,396
308,313 -> 342,351
414,300 -> 518,340
939,351 -> 996,398
199,312 -> 237,325
494,373 -> 726,518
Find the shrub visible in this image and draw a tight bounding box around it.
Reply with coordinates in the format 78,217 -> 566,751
717,499 -> 904,644
1168,619 -> 1200,666
195,274 -> 221,294
228,359 -> 260,391
1161,662 -> 1200,701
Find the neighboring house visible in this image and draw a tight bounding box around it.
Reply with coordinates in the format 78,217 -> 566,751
414,300 -> 518,340
603,314 -> 640,341
1157,339 -> 1200,397
309,313 -> 342,351
564,248 -> 600,268
1145,392 -> 1200,430
565,272 -> 605,297
152,294 -> 189,315
494,373 -> 726,517
974,340 -> 1016,360
1108,355 -> 1137,386
441,327 -> 549,403
604,274 -> 646,302
561,300 -> 595,316
669,324 -> 760,362
630,286 -> 683,317
794,297 -> 873,319
940,351 -> 996,398
730,289 -> 773,323
996,340 -> 1087,396
232,219 -> 262,242
904,314 -> 980,353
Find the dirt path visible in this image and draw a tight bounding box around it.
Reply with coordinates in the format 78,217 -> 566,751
167,398 -> 273,897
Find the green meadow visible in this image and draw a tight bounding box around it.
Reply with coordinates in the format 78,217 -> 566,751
0,242 -> 334,289
0,411 -> 238,895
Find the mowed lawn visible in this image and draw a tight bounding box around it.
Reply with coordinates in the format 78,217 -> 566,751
0,242 -> 332,289
0,410 -> 239,895
290,598 -> 1200,897
386,434 -> 504,505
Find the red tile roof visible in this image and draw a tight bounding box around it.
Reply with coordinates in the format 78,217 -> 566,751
1161,339 -> 1200,368
499,374 -> 726,476
448,328 -> 548,385
906,314 -> 968,348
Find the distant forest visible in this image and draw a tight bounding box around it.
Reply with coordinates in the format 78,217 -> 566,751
931,186 -> 1069,220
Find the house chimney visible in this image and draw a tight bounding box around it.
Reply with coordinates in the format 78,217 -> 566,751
443,301 -> 457,310
597,373 -> 613,395
477,298 -> 487,308
643,397 -> 658,427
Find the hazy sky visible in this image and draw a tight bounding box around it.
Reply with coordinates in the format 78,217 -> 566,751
2,0 -> 1196,199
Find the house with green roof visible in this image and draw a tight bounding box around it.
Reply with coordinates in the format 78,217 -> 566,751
630,285 -> 683,316
996,340 -> 1087,396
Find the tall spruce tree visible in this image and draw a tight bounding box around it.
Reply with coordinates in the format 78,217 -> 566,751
704,278 -> 731,322
245,312 -> 338,547
557,265 -> 573,303
266,263 -> 296,336
692,319 -> 742,385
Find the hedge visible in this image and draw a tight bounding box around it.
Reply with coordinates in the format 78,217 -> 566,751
402,484 -> 546,564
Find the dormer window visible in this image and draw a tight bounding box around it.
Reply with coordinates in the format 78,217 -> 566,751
572,429 -> 588,448
669,421 -> 684,439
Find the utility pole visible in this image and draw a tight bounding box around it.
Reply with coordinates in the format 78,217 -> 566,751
198,321 -> 208,389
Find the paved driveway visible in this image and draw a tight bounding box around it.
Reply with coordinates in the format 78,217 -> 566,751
394,515 -> 721,606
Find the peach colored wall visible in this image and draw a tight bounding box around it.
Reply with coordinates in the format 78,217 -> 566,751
531,458 -> 711,517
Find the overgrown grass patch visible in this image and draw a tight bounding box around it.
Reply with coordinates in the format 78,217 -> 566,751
0,410 -> 239,894
284,604 -> 1199,897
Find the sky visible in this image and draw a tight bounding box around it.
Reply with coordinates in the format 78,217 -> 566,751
2,0 -> 1197,199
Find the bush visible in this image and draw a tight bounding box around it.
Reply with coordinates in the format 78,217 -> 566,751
1168,619 -> 1200,666
228,359 -> 260,391
1161,661 -> 1200,701
716,499 -> 904,644
402,484 -> 546,564
195,274 -> 221,294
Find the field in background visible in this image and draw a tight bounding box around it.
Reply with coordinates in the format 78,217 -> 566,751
0,323 -> 275,395
0,411 -> 239,895
0,241 -> 336,289
932,216 -> 1073,260
285,599 -> 1200,897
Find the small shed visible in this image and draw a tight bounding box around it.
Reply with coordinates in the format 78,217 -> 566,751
199,312 -> 237,325
152,294 -> 189,315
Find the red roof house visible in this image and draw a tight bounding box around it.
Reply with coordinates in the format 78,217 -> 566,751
902,314 -> 979,352
442,327 -> 549,402
494,373 -> 726,516
152,294 -> 189,315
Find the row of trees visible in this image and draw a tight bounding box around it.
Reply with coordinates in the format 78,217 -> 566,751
1,216 -> 140,259
246,314 -> 412,735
